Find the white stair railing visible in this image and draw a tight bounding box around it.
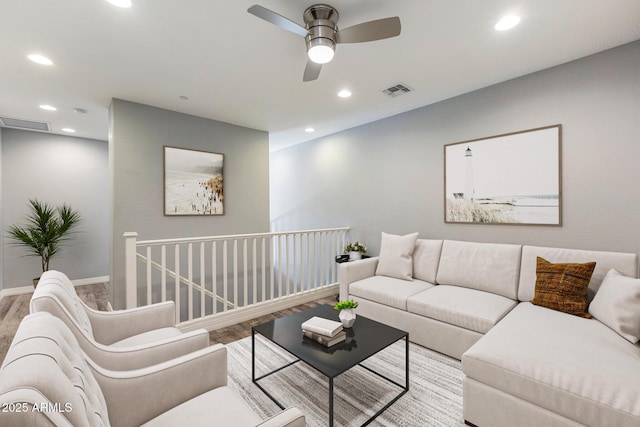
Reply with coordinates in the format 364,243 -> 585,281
124,227 -> 349,329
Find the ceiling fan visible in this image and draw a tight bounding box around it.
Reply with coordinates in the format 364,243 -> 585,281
247,4 -> 401,82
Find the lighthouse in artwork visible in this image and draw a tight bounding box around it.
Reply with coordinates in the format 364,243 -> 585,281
464,146 -> 475,201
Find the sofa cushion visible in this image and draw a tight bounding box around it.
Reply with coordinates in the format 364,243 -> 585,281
518,245 -> 638,302
435,240 -> 522,299
375,232 -> 419,281
530,257 -> 595,318
412,239 -> 443,283
407,285 -> 517,334
463,302 -> 640,427
350,275 -> 434,310
589,269 -> 640,343
142,386 -> 262,427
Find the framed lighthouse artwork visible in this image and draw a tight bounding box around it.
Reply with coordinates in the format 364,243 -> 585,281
444,125 -> 562,225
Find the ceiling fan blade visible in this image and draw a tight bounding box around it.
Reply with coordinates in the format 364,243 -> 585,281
336,17 -> 401,43
303,60 -> 322,82
247,5 -> 308,37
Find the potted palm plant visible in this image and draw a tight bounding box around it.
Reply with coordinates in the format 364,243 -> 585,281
6,199 -> 81,287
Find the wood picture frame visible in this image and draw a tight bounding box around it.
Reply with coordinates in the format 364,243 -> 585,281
444,124 -> 562,225
164,146 -> 224,216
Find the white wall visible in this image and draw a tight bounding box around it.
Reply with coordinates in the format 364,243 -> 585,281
271,41 -> 640,257
1,129 -> 109,288
110,100 -> 270,309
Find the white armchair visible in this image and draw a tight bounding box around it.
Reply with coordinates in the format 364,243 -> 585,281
30,270 -> 210,370
0,312 -> 306,427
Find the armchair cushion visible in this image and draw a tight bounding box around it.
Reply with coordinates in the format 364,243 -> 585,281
141,386 -> 262,427
110,327 -> 183,347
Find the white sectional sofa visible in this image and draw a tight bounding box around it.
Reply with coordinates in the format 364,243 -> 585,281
339,236 -> 640,427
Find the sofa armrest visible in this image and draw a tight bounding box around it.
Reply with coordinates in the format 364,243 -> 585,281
256,408 -> 306,427
84,328 -> 210,370
339,257 -> 379,301
86,301 -> 176,345
89,344 -> 227,427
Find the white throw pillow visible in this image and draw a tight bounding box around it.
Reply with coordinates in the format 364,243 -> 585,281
589,269 -> 640,344
375,232 -> 419,281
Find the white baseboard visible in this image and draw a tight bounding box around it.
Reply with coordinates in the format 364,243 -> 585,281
0,275 -> 110,301
177,285 -> 339,332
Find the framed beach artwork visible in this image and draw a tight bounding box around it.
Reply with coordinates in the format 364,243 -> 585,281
164,146 -> 224,216
444,124 -> 562,225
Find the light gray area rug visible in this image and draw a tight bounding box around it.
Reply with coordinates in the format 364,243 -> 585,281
226,336 -> 465,426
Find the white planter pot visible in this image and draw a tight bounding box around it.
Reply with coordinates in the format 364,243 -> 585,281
349,251 -> 362,261
339,308 -> 356,328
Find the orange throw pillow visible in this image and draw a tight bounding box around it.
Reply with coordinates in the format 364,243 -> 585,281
531,257 -> 596,318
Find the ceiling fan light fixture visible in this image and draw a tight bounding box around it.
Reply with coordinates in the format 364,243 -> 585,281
307,39 -> 335,64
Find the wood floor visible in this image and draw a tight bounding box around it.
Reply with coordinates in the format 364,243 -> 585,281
0,282 -> 337,364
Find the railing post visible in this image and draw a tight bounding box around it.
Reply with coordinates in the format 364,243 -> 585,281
124,232 -> 139,309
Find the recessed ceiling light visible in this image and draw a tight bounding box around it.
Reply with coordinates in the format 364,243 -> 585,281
28,54 -> 54,65
337,89 -> 352,98
39,104 -> 57,111
62,128 -> 76,133
305,127 -> 315,133
106,0 -> 132,8
495,15 -> 521,31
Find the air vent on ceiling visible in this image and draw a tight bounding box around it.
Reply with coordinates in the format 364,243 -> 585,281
0,116 -> 51,132
382,83 -> 412,97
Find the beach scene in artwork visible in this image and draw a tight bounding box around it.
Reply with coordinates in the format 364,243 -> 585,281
164,147 -> 224,215
445,127 -> 560,224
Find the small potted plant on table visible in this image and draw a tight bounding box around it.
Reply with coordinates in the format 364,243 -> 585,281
334,299 -> 359,328
344,241 -> 366,261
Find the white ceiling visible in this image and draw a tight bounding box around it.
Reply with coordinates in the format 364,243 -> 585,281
1,0 -> 639,151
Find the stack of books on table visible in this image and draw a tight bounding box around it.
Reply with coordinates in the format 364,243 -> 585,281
301,316 -> 346,347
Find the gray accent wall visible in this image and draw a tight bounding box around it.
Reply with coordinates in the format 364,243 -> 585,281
110,99 -> 270,309
0,129 -> 3,290
270,41 -> 640,258
1,129 -> 109,288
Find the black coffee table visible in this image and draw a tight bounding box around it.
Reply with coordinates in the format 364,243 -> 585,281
252,304 -> 409,427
